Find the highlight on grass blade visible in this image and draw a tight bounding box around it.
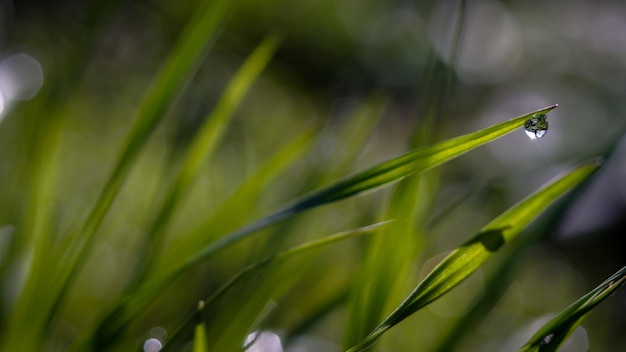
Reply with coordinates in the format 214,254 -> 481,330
347,161 -> 600,352
518,266 -> 626,352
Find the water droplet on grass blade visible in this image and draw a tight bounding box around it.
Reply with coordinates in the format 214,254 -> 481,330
540,333 -> 554,346
524,114 -> 548,139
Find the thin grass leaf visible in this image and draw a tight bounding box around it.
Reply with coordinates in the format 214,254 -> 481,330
95,105 -> 558,340
433,143 -> 621,352
286,104 -> 557,211
250,94 -> 387,268
161,125 -> 319,267
49,0 -> 235,348
173,104 -> 560,276
343,105 -> 440,348
161,221 -> 390,351
72,0 -> 235,256
518,266 -> 626,352
0,2 -> 133,350
134,32 -> 282,282
347,161 -> 601,352
344,173 -> 434,348
193,302 -> 209,352
213,221 -> 391,308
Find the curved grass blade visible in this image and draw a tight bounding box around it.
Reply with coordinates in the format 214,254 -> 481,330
518,266 -> 626,352
160,125 -> 319,268
0,0 -> 123,348
347,161 -> 600,352
286,104 -> 557,210
132,32 -> 282,282
433,143 -> 622,352
95,105 -> 558,340
171,104 -> 560,277
160,221 -> 391,351
70,0 -> 235,259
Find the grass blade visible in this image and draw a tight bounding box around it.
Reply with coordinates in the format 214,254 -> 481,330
193,302 -> 209,352
160,125 -> 319,268
161,221 -> 391,351
133,32 -> 282,282
285,104 -> 558,211
35,0 -> 235,349
74,0 -> 235,255
518,266 -> 626,352
209,221 -> 391,309
347,161 -> 601,352
95,105 -> 559,340
175,104 -> 560,276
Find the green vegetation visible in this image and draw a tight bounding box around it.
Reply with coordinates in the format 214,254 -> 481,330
1,1 -> 624,351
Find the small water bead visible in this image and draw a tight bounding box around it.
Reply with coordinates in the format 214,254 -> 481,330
540,333 -> 554,346
524,113 -> 548,140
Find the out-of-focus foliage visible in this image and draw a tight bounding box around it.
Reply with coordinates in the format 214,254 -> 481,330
0,0 -> 625,351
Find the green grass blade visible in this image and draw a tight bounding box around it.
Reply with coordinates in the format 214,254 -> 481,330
208,221 -> 391,308
94,105 -> 558,340
37,0 -> 235,348
161,125 -> 319,266
133,32 -> 282,281
193,302 -> 209,352
518,266 -> 626,352
76,0 -> 235,250
160,221 -> 391,351
343,174 -> 435,348
287,104 -> 557,210
347,161 -> 600,352
175,104 -> 559,275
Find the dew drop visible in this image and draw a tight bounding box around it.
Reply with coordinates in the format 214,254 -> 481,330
524,114 -> 549,140
540,333 -> 554,346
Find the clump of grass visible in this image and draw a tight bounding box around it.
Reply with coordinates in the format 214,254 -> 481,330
0,2 -> 623,352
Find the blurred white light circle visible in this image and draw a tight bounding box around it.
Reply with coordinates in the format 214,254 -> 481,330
0,53 -> 44,101
143,338 -> 162,352
0,90 -> 4,118
244,331 -> 283,352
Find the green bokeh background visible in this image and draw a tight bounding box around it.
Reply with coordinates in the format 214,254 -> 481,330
1,0 -> 625,351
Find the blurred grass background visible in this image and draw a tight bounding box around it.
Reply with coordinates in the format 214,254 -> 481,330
0,0 -> 625,351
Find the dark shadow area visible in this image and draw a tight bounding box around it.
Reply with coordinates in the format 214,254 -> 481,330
466,228 -> 508,252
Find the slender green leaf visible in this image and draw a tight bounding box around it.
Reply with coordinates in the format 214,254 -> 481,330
344,174 -> 434,348
134,32 -> 282,282
519,266 -> 626,352
55,0 -> 236,349
212,221 -> 391,308
72,0 -> 235,257
193,302 -> 209,352
286,104 -> 557,211
348,161 -> 600,352
433,146 -> 620,352
174,104 -> 560,277
0,1 -> 145,350
95,105 -> 558,340
161,221 -> 391,351
161,125 -> 319,267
